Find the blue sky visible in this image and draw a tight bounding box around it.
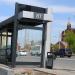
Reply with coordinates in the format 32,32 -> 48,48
0,0 -> 75,45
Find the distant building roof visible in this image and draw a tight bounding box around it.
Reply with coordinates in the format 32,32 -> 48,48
56,41 -> 68,49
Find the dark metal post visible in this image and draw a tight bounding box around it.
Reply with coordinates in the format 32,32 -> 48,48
11,3 -> 18,67
5,30 -> 8,64
40,22 -> 47,68
1,32 -> 2,48
0,32 -> 2,48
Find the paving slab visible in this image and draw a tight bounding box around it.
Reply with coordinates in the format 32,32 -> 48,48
12,68 -> 33,75
0,64 -> 14,75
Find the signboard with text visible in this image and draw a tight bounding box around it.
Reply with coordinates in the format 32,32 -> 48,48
34,12 -> 44,20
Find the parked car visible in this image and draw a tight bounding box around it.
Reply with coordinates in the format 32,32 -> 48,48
16,51 -> 28,56
53,48 -> 72,58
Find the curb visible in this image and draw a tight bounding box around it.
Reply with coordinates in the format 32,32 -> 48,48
53,68 -> 75,72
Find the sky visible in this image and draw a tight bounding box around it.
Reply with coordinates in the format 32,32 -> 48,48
0,0 -> 75,45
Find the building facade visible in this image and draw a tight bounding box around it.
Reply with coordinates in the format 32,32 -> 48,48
62,21 -> 75,41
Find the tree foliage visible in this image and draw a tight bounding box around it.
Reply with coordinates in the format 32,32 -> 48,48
64,30 -> 75,53
51,44 -> 59,52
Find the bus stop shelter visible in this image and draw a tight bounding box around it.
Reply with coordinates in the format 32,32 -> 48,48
0,3 -> 52,67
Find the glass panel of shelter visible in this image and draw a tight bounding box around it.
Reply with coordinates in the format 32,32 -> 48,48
16,24 -> 42,65
0,32 -> 6,64
0,30 -> 12,64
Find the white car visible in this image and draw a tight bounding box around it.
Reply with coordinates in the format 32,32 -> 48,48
17,51 -> 27,56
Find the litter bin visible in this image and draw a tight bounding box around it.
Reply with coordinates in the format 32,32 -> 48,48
46,52 -> 53,69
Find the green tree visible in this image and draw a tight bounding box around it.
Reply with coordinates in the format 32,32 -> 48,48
64,30 -> 75,53
51,44 -> 59,52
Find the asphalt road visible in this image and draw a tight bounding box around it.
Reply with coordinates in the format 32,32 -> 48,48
16,56 -> 41,62
16,55 -> 75,70
53,56 -> 75,70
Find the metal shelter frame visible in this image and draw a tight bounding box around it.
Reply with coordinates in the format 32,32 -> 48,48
0,3 -> 51,68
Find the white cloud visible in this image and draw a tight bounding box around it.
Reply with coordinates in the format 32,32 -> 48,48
50,5 -> 75,13
1,0 -> 75,14
0,0 -> 44,7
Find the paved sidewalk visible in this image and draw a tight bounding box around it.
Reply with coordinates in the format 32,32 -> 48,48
33,68 -> 75,75
12,67 -> 75,75
12,68 -> 33,75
